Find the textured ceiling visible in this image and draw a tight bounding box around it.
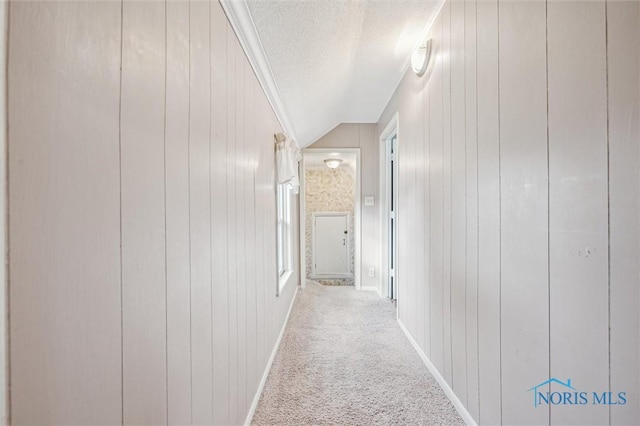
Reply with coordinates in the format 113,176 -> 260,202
245,0 -> 442,147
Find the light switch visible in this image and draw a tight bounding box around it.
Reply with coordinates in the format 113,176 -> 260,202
364,196 -> 375,206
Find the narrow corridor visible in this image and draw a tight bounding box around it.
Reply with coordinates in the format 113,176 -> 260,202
252,282 -> 464,425
4,0 -> 639,424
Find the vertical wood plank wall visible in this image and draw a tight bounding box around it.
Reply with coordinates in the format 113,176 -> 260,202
7,0 -> 299,424
121,2 -> 168,423
377,0 -> 639,424
499,1 -> 549,423
463,0 -> 479,418
428,12 -> 444,376
166,1 -> 192,423
608,2 -> 640,424
8,3 -> 124,424
475,1 -> 501,424
440,0 -> 453,387
547,3 -> 608,424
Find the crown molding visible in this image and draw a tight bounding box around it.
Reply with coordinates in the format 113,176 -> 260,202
219,0 -> 298,143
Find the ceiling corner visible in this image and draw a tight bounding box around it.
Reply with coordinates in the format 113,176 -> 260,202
219,0 -> 298,143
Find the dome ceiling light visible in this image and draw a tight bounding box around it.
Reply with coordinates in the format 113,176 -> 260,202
411,39 -> 432,77
324,158 -> 342,169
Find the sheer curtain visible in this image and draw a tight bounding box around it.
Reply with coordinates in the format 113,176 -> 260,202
275,133 -> 301,193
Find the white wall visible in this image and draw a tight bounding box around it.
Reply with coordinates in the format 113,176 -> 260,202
310,124 -> 380,290
7,1 -> 298,424
377,0 -> 640,424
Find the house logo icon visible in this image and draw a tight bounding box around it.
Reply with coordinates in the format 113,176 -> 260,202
527,378 -> 627,407
527,378 -> 576,408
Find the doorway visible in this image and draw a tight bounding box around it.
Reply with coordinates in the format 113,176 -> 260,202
299,148 -> 361,289
386,134 -> 398,300
379,114 -> 398,304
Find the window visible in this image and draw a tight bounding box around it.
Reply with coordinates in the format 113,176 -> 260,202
276,183 -> 293,291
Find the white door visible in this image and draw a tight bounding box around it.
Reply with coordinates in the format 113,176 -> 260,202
313,213 -> 349,275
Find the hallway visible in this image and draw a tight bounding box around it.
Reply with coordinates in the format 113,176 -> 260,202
253,282 -> 463,425
2,0 -> 639,424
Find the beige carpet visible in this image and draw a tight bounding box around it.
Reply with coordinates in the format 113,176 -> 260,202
252,281 -> 465,425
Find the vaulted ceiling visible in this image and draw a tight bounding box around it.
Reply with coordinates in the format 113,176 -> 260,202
225,0 -> 442,147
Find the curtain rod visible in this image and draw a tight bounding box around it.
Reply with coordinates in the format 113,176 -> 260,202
274,132 -> 286,145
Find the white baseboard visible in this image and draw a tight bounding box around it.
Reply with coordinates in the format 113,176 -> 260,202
359,285 -> 381,297
244,285 -> 299,426
397,319 -> 477,426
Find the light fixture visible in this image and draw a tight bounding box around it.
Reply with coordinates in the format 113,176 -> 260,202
411,39 -> 432,77
324,158 -> 342,169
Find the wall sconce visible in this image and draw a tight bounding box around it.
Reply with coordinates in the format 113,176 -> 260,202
324,158 -> 342,169
411,39 -> 432,77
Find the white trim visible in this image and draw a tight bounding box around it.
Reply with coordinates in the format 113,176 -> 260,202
219,0 -> 297,143
309,274 -> 352,280
396,125 -> 401,322
299,157 -> 306,289
397,320 -> 477,426
378,133 -> 387,298
379,113 -> 398,299
360,286 -> 381,297
354,149 -> 361,291
244,285 -> 299,426
276,183 -> 294,296
300,148 -> 361,290
379,113 -> 399,146
278,270 -> 293,295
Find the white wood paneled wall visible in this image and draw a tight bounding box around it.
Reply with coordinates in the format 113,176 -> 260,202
0,1 -> 8,423
378,0 -> 639,424
8,0 -> 298,424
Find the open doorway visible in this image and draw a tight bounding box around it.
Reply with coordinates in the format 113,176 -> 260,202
379,114 -> 398,304
299,149 -> 361,289
386,134 -> 398,300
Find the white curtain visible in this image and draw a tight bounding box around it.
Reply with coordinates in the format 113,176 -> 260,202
275,136 -> 302,193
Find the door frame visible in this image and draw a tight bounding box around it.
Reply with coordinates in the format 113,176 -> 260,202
310,212 -> 351,278
379,113 -> 399,304
299,148 -> 361,290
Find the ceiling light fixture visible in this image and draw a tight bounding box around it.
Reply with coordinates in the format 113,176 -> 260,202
411,39 -> 432,77
324,158 -> 342,169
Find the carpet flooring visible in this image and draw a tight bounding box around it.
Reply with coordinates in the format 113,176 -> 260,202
252,281 -> 465,425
